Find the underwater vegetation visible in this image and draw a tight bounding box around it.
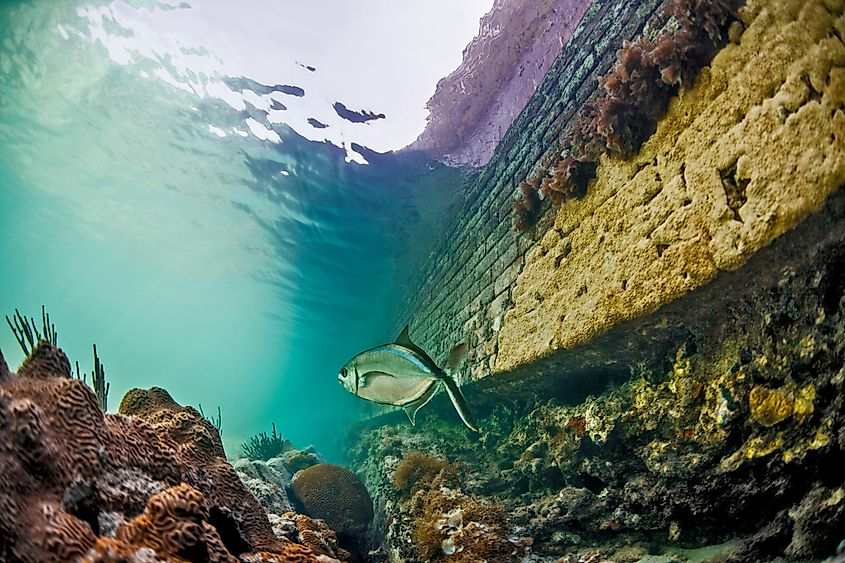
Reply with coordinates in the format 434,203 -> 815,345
241,421 -> 294,461
199,403 -> 223,437
514,0 -> 744,232
0,343 -> 356,561
5,307 -> 110,412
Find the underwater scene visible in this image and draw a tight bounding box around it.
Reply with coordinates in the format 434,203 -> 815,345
1,0 -> 845,561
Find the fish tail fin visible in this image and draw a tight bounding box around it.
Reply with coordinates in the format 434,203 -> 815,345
444,342 -> 467,377
441,375 -> 479,433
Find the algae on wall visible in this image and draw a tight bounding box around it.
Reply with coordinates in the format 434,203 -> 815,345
496,0 -> 845,372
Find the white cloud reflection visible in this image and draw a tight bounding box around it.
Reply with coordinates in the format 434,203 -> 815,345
69,0 -> 493,157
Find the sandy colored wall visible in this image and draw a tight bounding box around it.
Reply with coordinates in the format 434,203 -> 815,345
396,0 -> 664,378
496,0 -> 845,372
397,0 -> 844,396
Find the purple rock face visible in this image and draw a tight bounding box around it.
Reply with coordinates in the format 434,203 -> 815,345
408,0 -> 593,167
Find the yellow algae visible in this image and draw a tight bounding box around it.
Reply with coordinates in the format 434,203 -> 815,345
496,0 -> 845,372
793,385 -> 816,419
748,386 -> 794,426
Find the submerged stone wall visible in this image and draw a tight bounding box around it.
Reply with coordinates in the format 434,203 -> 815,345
396,0 -> 664,376
397,0 -> 845,390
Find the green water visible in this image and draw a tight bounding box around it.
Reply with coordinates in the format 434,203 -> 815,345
0,1 -> 475,460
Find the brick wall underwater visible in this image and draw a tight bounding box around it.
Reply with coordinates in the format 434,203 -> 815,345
395,0 -> 664,382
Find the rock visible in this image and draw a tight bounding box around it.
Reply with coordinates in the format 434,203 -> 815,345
786,485 -> 845,558
281,446 -> 325,474
233,457 -> 294,515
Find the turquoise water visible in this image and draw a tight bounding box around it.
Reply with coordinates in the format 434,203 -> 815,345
0,1 -> 475,460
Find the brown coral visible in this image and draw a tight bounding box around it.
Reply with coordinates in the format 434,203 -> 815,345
393,451 -> 460,497
290,463 -> 374,552
108,484 -> 234,562
0,342 -> 338,562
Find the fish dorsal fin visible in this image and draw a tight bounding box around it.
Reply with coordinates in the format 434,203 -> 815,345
402,381 -> 439,426
394,324 -> 433,362
395,324 -> 415,348
445,343 -> 468,376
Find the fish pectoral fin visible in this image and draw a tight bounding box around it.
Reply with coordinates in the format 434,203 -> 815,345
360,371 -> 395,388
445,342 -> 468,376
402,382 -> 439,426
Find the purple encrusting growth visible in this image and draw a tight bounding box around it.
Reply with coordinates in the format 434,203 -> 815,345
514,0 -> 744,232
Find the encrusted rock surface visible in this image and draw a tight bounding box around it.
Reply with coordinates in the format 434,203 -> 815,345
348,219 -> 845,560
408,0 -> 593,167
234,456 -> 296,515
0,346 -> 348,562
496,0 -> 845,372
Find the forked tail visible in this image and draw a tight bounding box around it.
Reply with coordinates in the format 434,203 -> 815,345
441,375 -> 479,432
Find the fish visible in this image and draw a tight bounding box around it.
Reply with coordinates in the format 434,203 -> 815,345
338,325 -> 479,432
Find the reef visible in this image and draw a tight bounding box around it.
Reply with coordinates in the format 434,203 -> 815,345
0,344 -> 349,562
347,218 -> 845,561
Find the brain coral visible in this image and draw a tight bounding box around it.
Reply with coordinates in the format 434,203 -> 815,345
290,463 -> 374,546
0,342 -> 344,562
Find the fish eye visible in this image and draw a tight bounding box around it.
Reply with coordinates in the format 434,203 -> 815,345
340,368 -> 347,378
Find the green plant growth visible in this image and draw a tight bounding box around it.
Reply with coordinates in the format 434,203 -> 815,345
199,404 -> 223,436
5,306 -> 109,412
5,305 -> 57,355
240,422 -> 292,461
73,345 -> 110,412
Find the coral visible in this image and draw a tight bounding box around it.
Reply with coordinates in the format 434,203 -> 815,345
5,306 -> 57,355
290,463 -> 374,547
7,307 -> 109,411
513,177 -> 542,232
393,451 -> 459,497
540,156 -> 598,207
199,403 -> 223,436
749,386 -> 795,426
410,488 -> 518,562
0,343 -> 337,562
241,422 -> 293,461
103,483 -> 234,562
88,344 -> 109,412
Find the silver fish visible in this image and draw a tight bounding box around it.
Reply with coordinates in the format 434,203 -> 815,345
338,325 -> 479,432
